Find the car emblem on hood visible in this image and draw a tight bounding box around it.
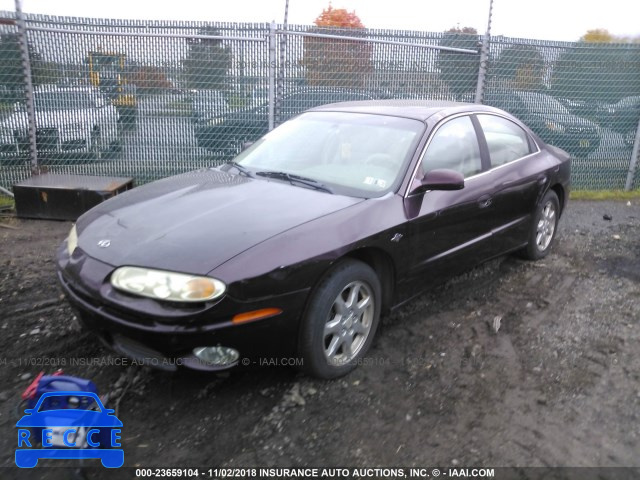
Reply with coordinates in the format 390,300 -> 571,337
97,240 -> 111,248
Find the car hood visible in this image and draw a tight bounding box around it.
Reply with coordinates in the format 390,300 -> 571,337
0,109 -> 98,130
76,168 -> 364,275
535,111 -> 599,130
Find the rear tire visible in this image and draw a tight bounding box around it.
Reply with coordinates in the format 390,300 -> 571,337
521,190 -> 560,260
298,259 -> 381,379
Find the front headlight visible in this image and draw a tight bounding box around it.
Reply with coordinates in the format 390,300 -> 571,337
67,224 -> 78,256
110,266 -> 226,303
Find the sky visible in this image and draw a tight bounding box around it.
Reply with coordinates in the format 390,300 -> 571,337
0,0 -> 639,43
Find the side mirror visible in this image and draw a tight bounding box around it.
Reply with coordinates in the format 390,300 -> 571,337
241,141 -> 254,151
408,169 -> 464,196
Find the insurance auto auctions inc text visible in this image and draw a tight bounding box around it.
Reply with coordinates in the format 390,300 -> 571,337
208,468 -> 496,478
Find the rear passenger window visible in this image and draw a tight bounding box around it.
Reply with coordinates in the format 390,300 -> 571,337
422,116 -> 482,178
477,114 -> 532,167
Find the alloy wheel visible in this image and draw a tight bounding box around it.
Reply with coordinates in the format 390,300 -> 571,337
323,280 -> 374,366
536,201 -> 556,251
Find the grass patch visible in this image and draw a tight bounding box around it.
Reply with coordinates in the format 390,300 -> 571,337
570,189 -> 640,201
0,195 -> 15,216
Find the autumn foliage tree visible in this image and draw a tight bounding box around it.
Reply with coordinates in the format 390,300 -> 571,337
303,5 -> 372,89
549,29 -> 640,103
130,66 -> 173,95
314,5 -> 365,28
580,29 -> 615,43
579,28 -> 640,44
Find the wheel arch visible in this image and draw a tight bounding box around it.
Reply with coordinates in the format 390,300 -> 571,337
550,183 -> 566,216
343,247 -> 395,314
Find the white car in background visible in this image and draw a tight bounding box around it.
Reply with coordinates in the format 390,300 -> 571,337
0,86 -> 120,159
190,89 -> 229,124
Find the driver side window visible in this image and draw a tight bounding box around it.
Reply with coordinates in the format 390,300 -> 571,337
422,116 -> 482,178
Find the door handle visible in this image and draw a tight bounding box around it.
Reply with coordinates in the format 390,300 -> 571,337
478,195 -> 492,208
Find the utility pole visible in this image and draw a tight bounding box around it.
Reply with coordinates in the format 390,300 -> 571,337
275,0 -> 289,126
474,0 -> 493,104
15,0 -> 39,174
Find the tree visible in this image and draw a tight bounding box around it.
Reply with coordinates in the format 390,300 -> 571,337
182,27 -> 232,90
436,27 -> 480,100
0,33 -> 47,97
130,66 -> 173,95
302,5 -> 372,89
550,43 -> 640,103
314,5 -> 365,28
579,28 -> 640,43
493,44 -> 544,91
580,29 -> 614,43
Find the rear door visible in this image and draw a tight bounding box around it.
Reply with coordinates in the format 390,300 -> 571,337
475,113 -> 546,251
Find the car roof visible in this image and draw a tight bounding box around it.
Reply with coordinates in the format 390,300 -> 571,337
308,99 -> 503,122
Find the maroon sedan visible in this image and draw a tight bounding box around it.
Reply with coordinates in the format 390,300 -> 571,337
56,100 -> 570,379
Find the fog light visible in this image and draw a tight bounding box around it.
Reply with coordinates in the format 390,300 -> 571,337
192,346 -> 239,366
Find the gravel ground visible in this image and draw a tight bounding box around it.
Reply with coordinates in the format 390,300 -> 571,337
0,199 -> 638,480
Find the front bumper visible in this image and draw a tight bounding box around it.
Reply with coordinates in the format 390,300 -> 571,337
57,245 -> 309,372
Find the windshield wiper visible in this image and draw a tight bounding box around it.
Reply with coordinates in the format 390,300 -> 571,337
226,161 -> 254,178
256,171 -> 333,194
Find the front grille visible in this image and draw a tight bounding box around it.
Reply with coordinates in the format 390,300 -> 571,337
111,334 -> 177,371
13,127 -> 59,151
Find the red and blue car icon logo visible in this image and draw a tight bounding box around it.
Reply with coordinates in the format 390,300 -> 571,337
15,391 -> 123,468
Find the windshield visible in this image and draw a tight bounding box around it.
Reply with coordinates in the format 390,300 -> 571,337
36,393 -> 100,412
234,111 -> 424,198
34,92 -> 99,111
518,92 -> 571,115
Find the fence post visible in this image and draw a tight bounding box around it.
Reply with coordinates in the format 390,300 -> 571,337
276,1 -> 289,127
474,0 -> 494,104
625,119 -> 640,191
268,21 -> 276,132
14,0 -> 38,174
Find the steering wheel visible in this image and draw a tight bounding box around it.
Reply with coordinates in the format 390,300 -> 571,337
364,153 -> 396,169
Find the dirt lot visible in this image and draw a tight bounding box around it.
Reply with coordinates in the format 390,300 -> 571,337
0,200 -> 639,479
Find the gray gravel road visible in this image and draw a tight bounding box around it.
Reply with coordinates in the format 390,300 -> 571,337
0,199 -> 638,479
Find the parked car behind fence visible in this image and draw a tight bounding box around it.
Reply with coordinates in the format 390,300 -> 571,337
484,90 -> 601,158
0,85 -> 121,161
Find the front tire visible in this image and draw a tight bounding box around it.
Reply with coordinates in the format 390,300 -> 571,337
299,259 -> 381,379
90,127 -> 103,160
521,190 -> 560,260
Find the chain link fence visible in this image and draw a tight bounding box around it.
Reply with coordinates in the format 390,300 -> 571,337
0,11 -> 638,191
483,37 -> 640,189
